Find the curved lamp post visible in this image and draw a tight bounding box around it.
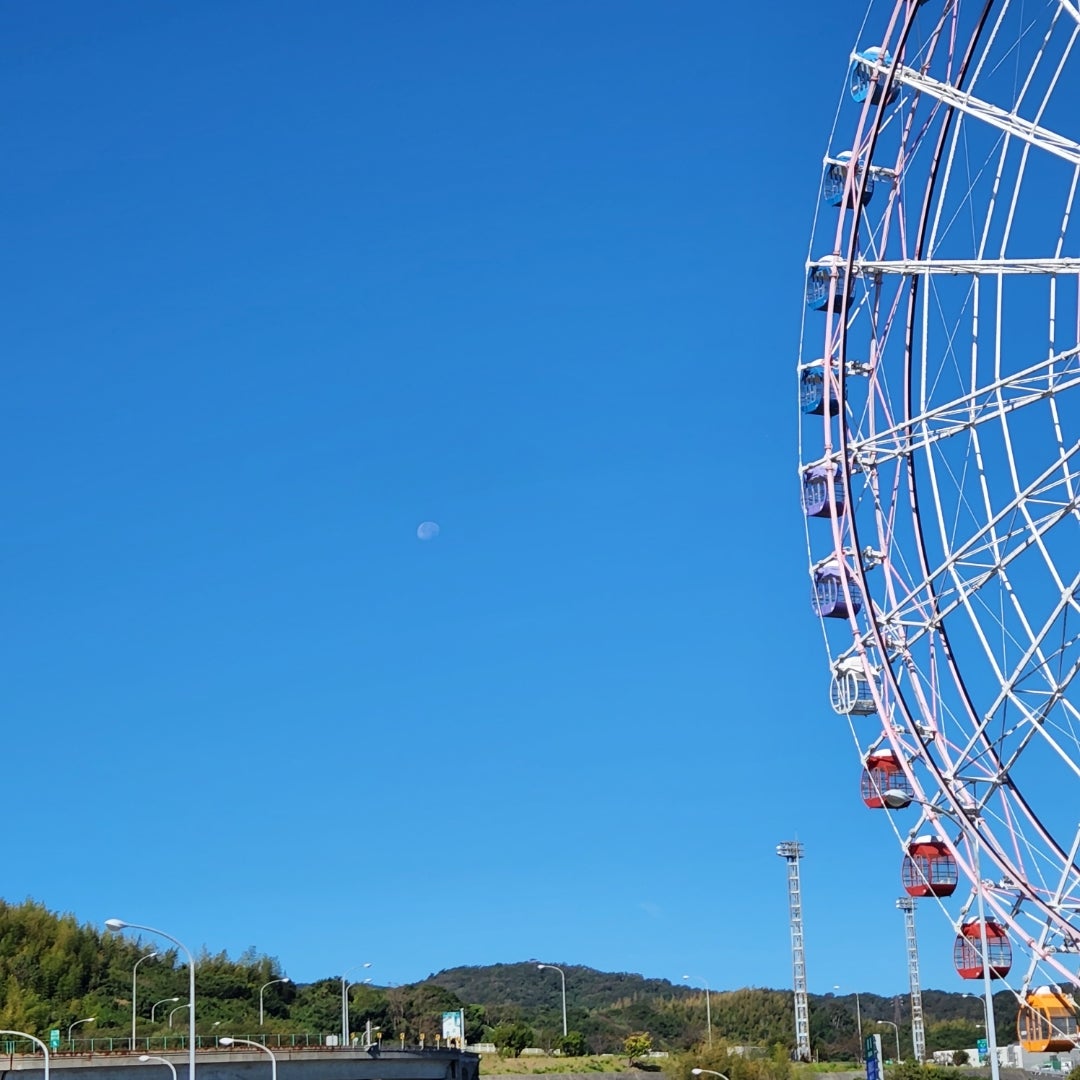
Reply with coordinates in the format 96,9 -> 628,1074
537,963 -> 567,1037
220,1037 -> 276,1080
259,977 -> 291,1026
140,1055 -> 178,1080
169,1004 -> 190,1029
68,1017 -> 95,1048
340,963 -> 371,1046
880,791 -> 1001,1080
691,1069 -> 729,1080
0,1030 -> 49,1080
874,1020 -> 901,1062
107,919 -> 195,1080
132,950 -> 159,1049
152,998 -> 181,1022
682,975 -> 713,1048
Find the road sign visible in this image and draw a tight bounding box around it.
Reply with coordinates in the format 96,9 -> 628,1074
48,1031 -> 60,1051
865,1033 -> 884,1080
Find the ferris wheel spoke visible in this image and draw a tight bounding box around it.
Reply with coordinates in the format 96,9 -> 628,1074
857,255 -> 1080,274
1056,0 -> 1080,28
860,449 -> 1080,653
852,52 -> 1080,168
833,344 -> 1080,467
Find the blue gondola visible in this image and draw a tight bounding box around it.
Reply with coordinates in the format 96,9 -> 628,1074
799,365 -> 843,415
850,47 -> 899,106
811,562 -> 863,619
802,466 -> 845,518
823,150 -> 875,208
806,256 -> 854,312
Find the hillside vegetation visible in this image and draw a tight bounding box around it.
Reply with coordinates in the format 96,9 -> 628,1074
0,899 -> 1015,1059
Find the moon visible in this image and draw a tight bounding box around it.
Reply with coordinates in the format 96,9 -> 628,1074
416,521 -> 440,541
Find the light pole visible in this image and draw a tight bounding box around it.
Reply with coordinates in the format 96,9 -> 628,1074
169,1004 -> 190,1029
0,1029 -> 49,1080
152,998 -> 182,1022
345,977 -> 373,1044
874,1020 -> 901,1061
140,1055 -> 178,1080
682,975 -> 712,1048
537,963 -> 567,1037
340,963 -> 371,1046
691,1069 -> 730,1080
834,985 -> 863,1062
220,1037 -> 277,1080
68,1017 -> 95,1048
107,919 -> 196,1080
259,977 -> 291,1026
132,950 -> 159,1050
881,792 -> 1001,1080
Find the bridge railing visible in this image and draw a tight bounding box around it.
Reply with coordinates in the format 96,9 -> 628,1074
2,1035 -> 470,1056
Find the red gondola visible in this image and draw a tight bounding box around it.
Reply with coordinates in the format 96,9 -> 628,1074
902,837 -> 958,897
860,750 -> 913,808
953,919 -> 1012,979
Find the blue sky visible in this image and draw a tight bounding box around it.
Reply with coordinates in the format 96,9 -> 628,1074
2,1 -> 965,997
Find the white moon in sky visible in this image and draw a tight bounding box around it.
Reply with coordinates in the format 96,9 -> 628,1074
417,521 -> 440,541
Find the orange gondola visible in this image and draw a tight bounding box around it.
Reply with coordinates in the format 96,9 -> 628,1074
1019,987 -> 1079,1053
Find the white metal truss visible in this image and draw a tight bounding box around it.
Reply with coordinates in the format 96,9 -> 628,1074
777,842 -> 811,1062
897,897 -> 926,1063
854,257 -> 1080,275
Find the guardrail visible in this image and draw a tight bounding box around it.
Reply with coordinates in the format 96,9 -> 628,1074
0,1036 -> 473,1056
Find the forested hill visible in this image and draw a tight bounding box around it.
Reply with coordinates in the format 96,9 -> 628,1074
426,962 -> 1015,1059
0,899 -> 1015,1060
428,962 -> 694,1013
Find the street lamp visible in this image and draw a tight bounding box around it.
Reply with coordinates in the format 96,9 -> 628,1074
880,791 -> 1001,1080
874,1020 -> 901,1061
152,998 -> 182,1022
691,1069 -> 730,1080
341,963 -> 372,1046
220,1037 -> 277,1080
107,919 -> 196,1080
537,963 -> 568,1037
681,975 -> 713,1048
169,1004 -> 190,1029
140,1055 -> 177,1080
132,950 -> 159,1050
834,985 -> 863,1062
68,1017 -> 95,1047
259,978 -> 291,1026
0,1029 -> 49,1080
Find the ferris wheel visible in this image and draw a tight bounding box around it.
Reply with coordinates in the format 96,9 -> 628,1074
798,0 -> 1080,1054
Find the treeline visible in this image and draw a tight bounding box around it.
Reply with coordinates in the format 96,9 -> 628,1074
0,900 -> 1017,1058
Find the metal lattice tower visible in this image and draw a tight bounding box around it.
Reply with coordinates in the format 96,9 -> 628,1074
896,897 -> 926,1062
776,841 -> 811,1061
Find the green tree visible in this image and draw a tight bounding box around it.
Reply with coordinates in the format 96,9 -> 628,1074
625,1031 -> 652,1066
491,1022 -> 534,1057
952,1051 -> 970,1066
558,1030 -> 587,1056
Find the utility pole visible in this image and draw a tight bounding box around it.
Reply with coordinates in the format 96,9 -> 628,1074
777,841 -> 811,1062
897,897 -> 925,1062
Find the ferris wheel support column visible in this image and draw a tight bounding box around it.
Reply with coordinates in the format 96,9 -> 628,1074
776,841 -> 811,1062
969,822 -> 1001,1080
896,898 -> 925,1063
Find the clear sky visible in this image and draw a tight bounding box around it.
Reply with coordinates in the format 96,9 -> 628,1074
2,1 -> 966,996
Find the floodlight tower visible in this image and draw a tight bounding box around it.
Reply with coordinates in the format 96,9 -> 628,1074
776,841 -> 811,1061
896,897 -> 925,1063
